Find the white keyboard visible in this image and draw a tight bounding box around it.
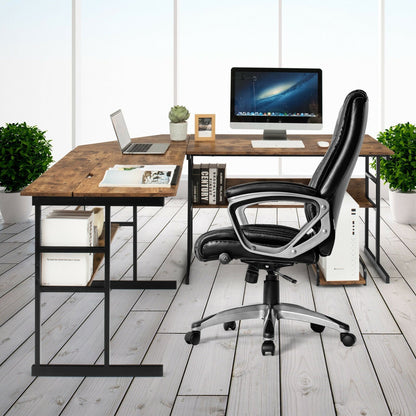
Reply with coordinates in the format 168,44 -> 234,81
251,140 -> 305,149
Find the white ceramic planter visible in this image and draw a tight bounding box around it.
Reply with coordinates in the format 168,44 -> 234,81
169,122 -> 187,141
0,190 -> 32,223
389,189 -> 416,224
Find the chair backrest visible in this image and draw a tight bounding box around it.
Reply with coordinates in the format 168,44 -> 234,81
306,90 -> 368,256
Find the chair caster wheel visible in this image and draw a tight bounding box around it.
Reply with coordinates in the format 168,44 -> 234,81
223,321 -> 236,331
340,332 -> 356,347
311,323 -> 325,333
261,340 -> 275,356
185,331 -> 201,345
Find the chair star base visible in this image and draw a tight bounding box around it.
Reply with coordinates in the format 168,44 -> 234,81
185,271 -> 356,355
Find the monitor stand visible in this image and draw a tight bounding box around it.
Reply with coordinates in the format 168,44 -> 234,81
263,129 -> 287,140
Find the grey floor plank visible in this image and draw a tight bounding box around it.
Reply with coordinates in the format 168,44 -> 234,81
280,266 -> 335,416
6,374 -> 84,416
179,264 -> 246,396
61,377 -> 132,416
172,396 -> 227,416
374,276 -> 416,355
0,233 -> 14,243
135,220 -> 186,278
93,241 -> 149,281
0,278 -> 33,326
0,221 -> 34,235
311,283 -> 391,416
95,310 -> 164,366
0,336 -> 36,415
159,259 -> 219,333
53,290 -> 143,365
137,203 -> 183,243
364,334 -> 416,416
0,240 -> 34,263
345,274 -> 400,334
115,334 -> 192,416
4,224 -> 35,243
0,292 -> 71,364
0,242 -> 25,260
0,255 -> 34,297
227,281 -> 281,416
0,262 -> 14,275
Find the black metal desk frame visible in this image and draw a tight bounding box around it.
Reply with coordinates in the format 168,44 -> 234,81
32,196 -> 176,378
364,156 -> 390,283
185,154 -> 390,285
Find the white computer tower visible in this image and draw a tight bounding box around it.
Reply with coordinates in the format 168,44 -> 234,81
318,192 -> 360,281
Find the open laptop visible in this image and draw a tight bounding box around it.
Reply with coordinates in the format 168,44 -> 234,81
110,109 -> 170,154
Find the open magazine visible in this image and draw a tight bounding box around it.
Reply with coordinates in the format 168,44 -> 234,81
99,165 -> 179,187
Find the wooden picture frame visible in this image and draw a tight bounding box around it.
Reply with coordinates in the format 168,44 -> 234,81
195,114 -> 216,141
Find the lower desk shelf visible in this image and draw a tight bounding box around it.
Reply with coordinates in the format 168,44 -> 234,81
318,273 -> 366,286
192,177 -> 372,209
312,262 -> 367,286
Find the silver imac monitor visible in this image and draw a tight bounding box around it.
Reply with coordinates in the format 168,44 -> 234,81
230,67 -> 322,139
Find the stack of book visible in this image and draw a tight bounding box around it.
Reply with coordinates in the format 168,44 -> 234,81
192,163 -> 226,205
41,210 -> 95,286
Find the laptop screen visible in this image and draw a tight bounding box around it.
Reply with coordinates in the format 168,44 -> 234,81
110,110 -> 131,150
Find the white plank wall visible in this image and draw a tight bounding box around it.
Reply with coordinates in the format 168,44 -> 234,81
1,197 -> 416,415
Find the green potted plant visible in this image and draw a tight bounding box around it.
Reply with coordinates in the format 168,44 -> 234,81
0,122 -> 53,223
169,105 -> 190,141
371,122 -> 416,224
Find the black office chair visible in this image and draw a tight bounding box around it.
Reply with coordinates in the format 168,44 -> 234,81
185,90 -> 368,355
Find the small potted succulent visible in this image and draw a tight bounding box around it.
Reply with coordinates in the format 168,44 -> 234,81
0,122 -> 53,223
371,122 -> 416,224
169,105 -> 190,141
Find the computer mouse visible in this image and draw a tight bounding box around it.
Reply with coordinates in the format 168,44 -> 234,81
317,141 -> 330,148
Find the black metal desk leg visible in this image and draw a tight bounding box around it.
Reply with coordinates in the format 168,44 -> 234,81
186,155 -> 193,284
133,205 -> 137,281
365,156 -> 370,250
34,203 -> 41,366
375,156 -> 381,264
104,205 -> 111,366
364,156 -> 390,283
373,156 -> 389,282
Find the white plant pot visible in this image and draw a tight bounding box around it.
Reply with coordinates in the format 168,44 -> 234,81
169,122 -> 187,141
389,189 -> 416,224
0,190 -> 32,223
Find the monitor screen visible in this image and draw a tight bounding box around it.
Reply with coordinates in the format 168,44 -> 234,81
230,67 -> 322,139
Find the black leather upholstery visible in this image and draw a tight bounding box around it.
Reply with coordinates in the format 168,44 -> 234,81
306,89 -> 368,255
195,224 -> 318,264
195,90 -> 368,267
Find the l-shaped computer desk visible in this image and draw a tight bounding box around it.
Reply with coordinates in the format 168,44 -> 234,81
22,133 -> 392,377
22,136 -> 186,377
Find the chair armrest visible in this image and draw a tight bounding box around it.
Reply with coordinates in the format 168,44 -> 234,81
227,182 -> 331,259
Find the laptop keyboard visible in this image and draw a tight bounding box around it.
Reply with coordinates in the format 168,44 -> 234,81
127,143 -> 152,153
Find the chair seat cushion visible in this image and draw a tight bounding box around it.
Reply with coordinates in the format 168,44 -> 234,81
195,224 -> 318,264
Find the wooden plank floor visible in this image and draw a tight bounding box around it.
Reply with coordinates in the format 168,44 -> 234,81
1,198 -> 416,415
